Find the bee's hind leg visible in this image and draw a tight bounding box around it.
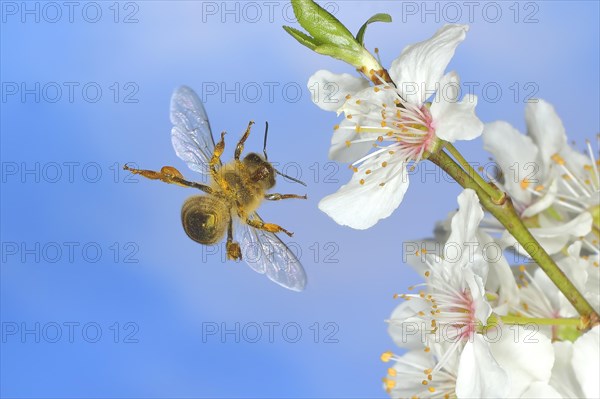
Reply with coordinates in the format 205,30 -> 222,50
234,121 -> 254,160
264,193 -> 307,201
226,214 -> 242,261
123,164 -> 212,193
245,217 -> 294,237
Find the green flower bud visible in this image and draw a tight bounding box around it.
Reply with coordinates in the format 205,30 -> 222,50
283,0 -> 391,81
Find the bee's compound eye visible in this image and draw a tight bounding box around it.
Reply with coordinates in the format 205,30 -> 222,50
181,196 -> 228,245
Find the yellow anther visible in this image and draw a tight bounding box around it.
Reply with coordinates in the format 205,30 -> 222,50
424,271 -> 430,277
381,351 -> 393,362
382,161 -> 388,167
359,179 -> 365,185
422,248 -> 428,254
379,182 -> 386,187
387,368 -> 397,377
551,154 -> 565,165
520,179 -> 530,190
366,169 -> 372,175
377,136 -> 384,142
381,121 -> 387,127
519,265 -> 526,272
333,124 -> 339,130
428,387 -> 436,393
355,100 -> 361,105
346,114 -> 353,119
374,87 -> 380,92
384,379 -> 396,390
345,140 -> 351,148
535,185 -> 545,192
345,94 -> 351,100
424,346 -> 431,353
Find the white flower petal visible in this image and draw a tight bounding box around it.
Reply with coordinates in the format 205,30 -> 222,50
477,231 -> 520,313
430,72 -> 483,142
389,24 -> 468,106
446,189 -> 484,251
483,121 -> 539,206
489,326 -> 554,398
525,100 -> 567,175
307,70 -> 370,112
456,335 -> 509,398
520,382 -> 563,398
550,341 -> 585,398
388,299 -> 431,350
521,179 -> 558,218
464,268 -> 493,323
500,211 -> 592,256
571,326 -> 600,399
328,118 -> 379,163
318,154 -> 409,229
388,350 -> 437,398
329,86 -> 397,163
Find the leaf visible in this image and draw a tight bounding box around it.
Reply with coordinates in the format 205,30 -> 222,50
282,26 -> 321,50
356,13 -> 392,46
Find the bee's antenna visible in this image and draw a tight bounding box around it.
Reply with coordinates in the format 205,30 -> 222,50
263,121 -> 269,160
275,169 -> 307,187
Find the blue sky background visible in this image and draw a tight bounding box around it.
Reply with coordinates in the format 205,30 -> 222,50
1,1 -> 599,398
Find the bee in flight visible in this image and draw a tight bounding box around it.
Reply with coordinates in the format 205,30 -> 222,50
124,86 -> 307,291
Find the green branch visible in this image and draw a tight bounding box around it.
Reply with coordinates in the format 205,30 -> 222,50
429,150 -> 599,329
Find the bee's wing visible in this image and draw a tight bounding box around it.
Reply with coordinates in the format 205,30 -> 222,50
170,86 -> 219,176
234,215 -> 306,292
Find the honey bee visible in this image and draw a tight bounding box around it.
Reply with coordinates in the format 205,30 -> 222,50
125,86 -> 307,291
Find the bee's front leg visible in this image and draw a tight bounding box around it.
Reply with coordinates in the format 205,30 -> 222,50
234,121 -> 254,160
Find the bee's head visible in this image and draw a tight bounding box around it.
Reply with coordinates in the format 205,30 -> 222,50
243,152 -> 276,189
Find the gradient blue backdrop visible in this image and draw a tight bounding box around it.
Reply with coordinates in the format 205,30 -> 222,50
1,1 -> 599,397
